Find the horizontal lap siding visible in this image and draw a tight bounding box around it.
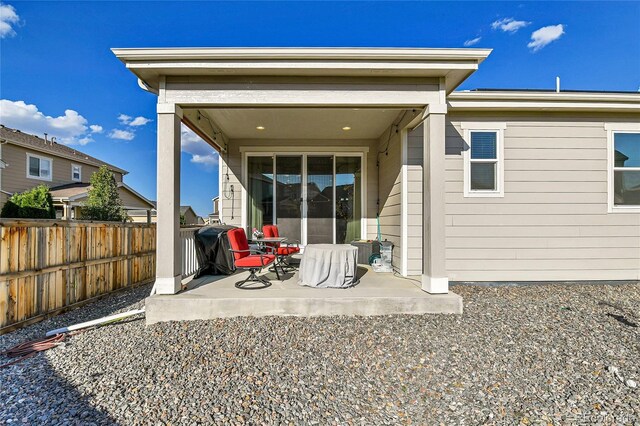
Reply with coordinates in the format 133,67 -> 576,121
406,126 -> 424,275
1,144 -> 114,197
444,113 -> 640,282
377,128 -> 403,271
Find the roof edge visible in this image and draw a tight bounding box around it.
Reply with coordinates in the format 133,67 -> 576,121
112,47 -> 493,63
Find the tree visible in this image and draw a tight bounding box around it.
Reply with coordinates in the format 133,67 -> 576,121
80,166 -> 126,221
0,185 -> 56,219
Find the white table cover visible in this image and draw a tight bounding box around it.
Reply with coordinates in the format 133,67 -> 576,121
298,244 -> 358,288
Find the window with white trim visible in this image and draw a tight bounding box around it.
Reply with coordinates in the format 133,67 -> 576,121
462,123 -> 505,197
611,131 -> 640,208
71,164 -> 82,181
26,154 -> 52,181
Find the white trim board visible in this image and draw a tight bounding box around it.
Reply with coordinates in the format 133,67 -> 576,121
242,148 -> 368,245
605,123 -> 640,214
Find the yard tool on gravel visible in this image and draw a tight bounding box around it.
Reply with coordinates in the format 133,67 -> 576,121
1,284 -> 155,368
0,333 -> 66,368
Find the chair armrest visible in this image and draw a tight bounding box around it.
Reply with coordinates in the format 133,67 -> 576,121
229,248 -> 251,254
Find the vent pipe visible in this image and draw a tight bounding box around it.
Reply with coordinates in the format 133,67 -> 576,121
555,76 -> 560,93
44,133 -> 48,143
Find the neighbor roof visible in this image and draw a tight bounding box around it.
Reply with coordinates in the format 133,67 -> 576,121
50,182 -> 155,209
0,125 -> 128,174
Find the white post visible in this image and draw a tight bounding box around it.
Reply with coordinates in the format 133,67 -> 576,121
421,104 -> 449,294
154,103 -> 183,294
63,203 -> 72,221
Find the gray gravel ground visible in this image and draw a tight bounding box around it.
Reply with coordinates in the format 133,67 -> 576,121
1,282 -> 639,425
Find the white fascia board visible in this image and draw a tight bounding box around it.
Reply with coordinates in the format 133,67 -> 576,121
112,47 -> 492,62
448,91 -> 640,112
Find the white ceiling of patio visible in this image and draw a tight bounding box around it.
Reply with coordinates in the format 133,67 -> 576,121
202,108 -> 406,140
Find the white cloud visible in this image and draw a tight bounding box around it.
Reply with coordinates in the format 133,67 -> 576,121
117,113 -> 151,127
118,114 -> 132,124
528,24 -> 565,51
181,124 -> 218,170
0,99 -> 97,145
89,124 -> 103,133
128,116 -> 152,126
491,18 -> 530,33
464,37 -> 482,47
0,3 -> 20,38
108,129 -> 135,141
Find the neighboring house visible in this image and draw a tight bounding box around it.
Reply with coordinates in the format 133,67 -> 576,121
180,206 -> 199,225
0,125 -> 154,220
113,47 -> 640,297
128,204 -> 202,225
208,196 -> 220,224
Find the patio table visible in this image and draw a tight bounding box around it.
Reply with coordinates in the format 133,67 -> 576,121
252,236 -> 288,274
298,244 -> 358,288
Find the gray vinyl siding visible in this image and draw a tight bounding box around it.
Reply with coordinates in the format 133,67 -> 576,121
377,126 -> 402,272
405,125 -> 424,275
409,112 -> 640,282
0,144 -> 123,197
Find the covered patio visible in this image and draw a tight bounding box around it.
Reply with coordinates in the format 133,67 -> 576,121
146,266 -> 462,323
112,47 -> 491,321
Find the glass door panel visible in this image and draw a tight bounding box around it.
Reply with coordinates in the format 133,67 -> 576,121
247,156 -> 274,232
275,156 -> 302,242
307,155 -> 334,244
335,156 -> 362,244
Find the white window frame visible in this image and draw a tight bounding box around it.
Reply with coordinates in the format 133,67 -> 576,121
461,122 -> 506,198
71,164 -> 82,182
26,153 -> 53,181
241,146 -> 368,246
605,123 -> 640,213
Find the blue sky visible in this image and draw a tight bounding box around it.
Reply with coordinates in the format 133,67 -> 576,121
1,1 -> 638,217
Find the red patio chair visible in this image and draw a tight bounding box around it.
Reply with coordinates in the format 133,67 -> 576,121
228,228 -> 278,289
262,225 -> 300,272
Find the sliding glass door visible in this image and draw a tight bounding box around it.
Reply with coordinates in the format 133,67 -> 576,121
335,156 -> 361,244
275,156 -> 302,243
306,156 -> 334,244
247,153 -> 363,245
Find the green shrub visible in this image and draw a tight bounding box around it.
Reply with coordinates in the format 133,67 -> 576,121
79,165 -> 126,221
0,185 -> 56,219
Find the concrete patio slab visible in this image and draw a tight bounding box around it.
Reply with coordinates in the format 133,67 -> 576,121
145,266 -> 463,324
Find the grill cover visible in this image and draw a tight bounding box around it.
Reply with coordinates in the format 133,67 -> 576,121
193,225 -> 237,278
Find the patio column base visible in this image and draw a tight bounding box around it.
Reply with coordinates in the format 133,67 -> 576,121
154,275 -> 182,295
421,275 -> 449,294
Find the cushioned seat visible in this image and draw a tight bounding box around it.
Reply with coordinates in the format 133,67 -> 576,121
262,225 -> 300,273
277,246 -> 300,255
228,228 -> 277,289
235,254 -> 276,267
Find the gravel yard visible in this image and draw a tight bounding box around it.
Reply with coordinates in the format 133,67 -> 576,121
1,282 -> 639,425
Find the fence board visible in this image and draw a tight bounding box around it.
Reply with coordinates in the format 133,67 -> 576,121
0,220 -> 156,333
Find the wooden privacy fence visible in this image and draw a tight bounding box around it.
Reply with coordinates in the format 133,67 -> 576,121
0,220 -> 156,333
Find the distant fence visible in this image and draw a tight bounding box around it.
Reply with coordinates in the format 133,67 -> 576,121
0,220 -> 156,334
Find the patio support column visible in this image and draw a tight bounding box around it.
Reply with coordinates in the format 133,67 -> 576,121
154,103 -> 183,294
421,104 -> 449,294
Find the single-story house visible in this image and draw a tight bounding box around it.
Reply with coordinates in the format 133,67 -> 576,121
113,47 -> 640,299
129,204 -> 203,225
49,182 -> 155,221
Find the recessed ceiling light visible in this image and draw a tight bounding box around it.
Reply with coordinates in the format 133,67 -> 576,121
342,126 -> 351,131
256,126 -> 265,130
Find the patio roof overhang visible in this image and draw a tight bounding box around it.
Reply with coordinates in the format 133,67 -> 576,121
111,47 -> 492,94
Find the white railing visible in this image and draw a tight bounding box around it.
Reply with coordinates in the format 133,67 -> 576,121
180,227 -> 201,278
